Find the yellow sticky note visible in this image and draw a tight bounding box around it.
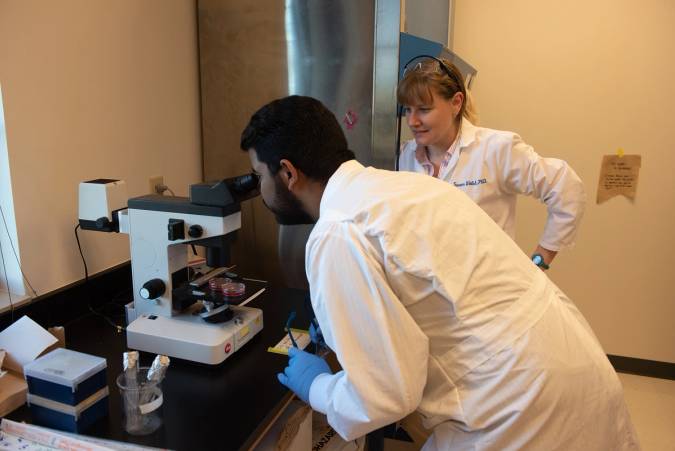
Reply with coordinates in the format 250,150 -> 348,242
267,328 -> 311,355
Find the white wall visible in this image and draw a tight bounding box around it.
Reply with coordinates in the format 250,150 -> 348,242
0,1 -> 202,296
454,0 -> 675,362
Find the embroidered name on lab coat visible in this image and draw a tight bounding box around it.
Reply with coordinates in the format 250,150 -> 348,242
454,178 -> 487,187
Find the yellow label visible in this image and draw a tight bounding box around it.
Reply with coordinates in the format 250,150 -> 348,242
238,325 -> 250,339
266,329 -> 311,356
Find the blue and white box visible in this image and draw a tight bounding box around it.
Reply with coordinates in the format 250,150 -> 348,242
23,348 -> 109,432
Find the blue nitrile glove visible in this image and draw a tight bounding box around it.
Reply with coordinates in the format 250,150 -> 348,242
277,347 -> 331,404
309,321 -> 323,344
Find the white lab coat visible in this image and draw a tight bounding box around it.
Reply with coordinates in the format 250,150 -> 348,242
398,120 -> 586,250
307,160 -> 639,450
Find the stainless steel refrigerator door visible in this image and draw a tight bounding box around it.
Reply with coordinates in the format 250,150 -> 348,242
198,0 -> 399,287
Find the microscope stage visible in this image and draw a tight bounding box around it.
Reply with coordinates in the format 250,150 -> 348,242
126,305 -> 263,365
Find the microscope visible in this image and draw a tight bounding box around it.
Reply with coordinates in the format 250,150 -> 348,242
78,175 -> 263,365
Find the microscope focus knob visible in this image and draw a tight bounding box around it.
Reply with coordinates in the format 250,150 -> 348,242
140,279 -> 165,300
188,224 -> 203,238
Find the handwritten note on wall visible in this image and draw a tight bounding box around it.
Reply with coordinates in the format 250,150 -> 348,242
597,154 -> 642,204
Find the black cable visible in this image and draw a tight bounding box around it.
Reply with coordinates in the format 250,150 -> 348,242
62,286 -> 131,330
285,310 -> 298,348
0,203 -> 40,323
395,104 -> 403,171
74,224 -> 89,280
0,204 -> 38,297
74,224 -> 125,332
0,232 -> 14,323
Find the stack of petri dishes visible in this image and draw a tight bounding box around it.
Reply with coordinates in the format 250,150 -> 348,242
208,277 -> 246,302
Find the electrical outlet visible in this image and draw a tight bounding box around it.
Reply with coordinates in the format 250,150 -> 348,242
148,175 -> 164,194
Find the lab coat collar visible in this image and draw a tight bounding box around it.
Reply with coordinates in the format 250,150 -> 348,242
458,118 -> 478,149
319,159 -> 364,217
412,118 -> 478,165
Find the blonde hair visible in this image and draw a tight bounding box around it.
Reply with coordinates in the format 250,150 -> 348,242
397,58 -> 478,125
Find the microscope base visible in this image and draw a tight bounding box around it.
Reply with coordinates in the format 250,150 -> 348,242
126,305 -> 263,365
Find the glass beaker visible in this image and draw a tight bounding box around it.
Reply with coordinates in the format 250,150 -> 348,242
116,367 -> 163,435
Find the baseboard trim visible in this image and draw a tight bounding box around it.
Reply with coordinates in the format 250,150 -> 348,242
608,354 -> 675,380
31,260 -> 132,302
0,261 -> 132,331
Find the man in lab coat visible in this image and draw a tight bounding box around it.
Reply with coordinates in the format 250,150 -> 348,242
240,95 -> 640,450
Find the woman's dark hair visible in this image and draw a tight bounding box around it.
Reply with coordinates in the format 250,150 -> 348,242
240,96 -> 355,183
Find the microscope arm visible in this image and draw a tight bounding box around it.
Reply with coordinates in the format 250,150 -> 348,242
115,208 -> 130,234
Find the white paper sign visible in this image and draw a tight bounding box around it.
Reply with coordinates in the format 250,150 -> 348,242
0,316 -> 57,373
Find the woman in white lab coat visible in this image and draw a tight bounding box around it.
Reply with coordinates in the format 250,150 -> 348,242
397,58 -> 586,270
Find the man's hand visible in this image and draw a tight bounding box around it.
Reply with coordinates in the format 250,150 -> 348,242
277,347 -> 331,404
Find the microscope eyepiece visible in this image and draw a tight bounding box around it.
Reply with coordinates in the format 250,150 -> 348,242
189,173 -> 259,207
230,173 -> 260,194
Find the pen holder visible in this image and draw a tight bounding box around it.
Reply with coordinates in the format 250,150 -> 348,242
116,367 -> 163,435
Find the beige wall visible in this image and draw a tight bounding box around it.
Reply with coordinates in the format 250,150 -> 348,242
0,1 -> 202,295
454,0 -> 675,362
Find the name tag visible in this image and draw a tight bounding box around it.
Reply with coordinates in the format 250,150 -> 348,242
453,178 -> 487,187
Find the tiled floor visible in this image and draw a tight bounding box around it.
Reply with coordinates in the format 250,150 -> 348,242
618,373 -> 675,451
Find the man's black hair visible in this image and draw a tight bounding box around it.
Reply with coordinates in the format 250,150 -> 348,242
240,96 -> 355,182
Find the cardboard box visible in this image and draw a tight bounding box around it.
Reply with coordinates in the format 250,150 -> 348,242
312,412 -> 365,451
253,400 -> 312,451
0,316 -> 66,416
0,367 -> 27,417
